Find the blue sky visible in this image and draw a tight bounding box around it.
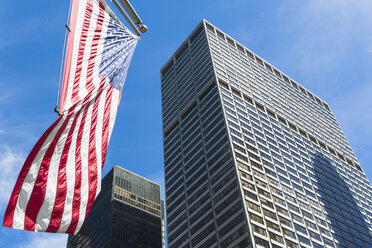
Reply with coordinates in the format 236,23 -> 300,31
1,0 -> 371,247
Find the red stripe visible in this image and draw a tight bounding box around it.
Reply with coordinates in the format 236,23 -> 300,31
84,79 -> 106,219
46,2 -> 107,233
84,2 -> 106,93
118,92 -> 122,106
100,85 -> 114,168
70,0 -> 94,105
45,107 -> 84,232
65,109 -> 88,234
65,82 -> 106,234
59,0 -> 81,111
24,111 -> 74,231
3,117 -> 63,228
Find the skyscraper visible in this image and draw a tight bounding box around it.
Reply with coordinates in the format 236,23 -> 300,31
67,165 -> 165,248
161,20 -> 372,248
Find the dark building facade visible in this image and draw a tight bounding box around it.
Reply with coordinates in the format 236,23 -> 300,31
67,165 -> 164,248
161,20 -> 372,248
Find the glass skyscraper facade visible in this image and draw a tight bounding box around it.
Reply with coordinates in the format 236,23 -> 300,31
67,165 -> 165,248
161,20 -> 372,248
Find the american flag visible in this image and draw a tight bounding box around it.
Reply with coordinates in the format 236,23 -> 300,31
3,0 -> 137,234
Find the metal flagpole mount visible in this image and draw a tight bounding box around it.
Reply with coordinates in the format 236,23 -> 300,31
111,0 -> 147,36
54,107 -> 63,116
138,24 -> 147,33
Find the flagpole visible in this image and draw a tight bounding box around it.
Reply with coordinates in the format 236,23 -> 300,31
112,0 -> 141,36
55,0 -> 73,116
111,0 -> 147,35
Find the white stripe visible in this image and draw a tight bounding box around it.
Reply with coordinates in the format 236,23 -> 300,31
91,5 -> 109,90
93,83 -> 109,199
108,88 -> 120,140
77,0 -> 101,100
58,0 -> 108,232
74,82 -> 102,234
74,0 -> 110,217
34,109 -> 81,232
12,116 -> 67,230
92,11 -> 110,199
70,2 -> 109,231
64,0 -> 88,111
57,105 -> 86,233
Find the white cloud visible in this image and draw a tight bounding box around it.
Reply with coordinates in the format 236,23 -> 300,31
0,145 -> 25,211
0,91 -> 19,105
0,130 -> 5,135
276,0 -> 372,81
15,233 -> 68,248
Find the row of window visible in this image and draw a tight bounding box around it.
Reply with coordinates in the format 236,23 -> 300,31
219,83 -> 371,247
207,27 -> 357,161
206,22 -> 331,112
219,81 -> 362,172
161,24 -> 213,129
166,81 -> 254,248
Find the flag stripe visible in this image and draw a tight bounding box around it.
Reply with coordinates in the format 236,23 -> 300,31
85,80 -> 106,219
84,2 -> 106,93
65,104 -> 88,234
61,0 -> 88,112
24,111 -> 74,231
57,104 -> 84,233
93,81 -> 109,199
13,117 -> 67,230
46,105 -> 84,232
108,89 -> 120,139
66,77 -> 105,234
75,79 -> 96,233
77,0 -> 101,100
71,0 -> 95,103
59,0 -> 81,112
35,109 -> 79,232
100,82 -> 114,168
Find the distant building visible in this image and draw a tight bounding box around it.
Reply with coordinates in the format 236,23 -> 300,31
67,165 -> 165,248
161,20 -> 372,248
